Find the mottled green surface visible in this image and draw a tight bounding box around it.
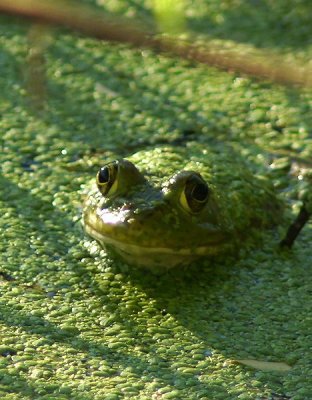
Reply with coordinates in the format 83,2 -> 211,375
0,1 -> 312,399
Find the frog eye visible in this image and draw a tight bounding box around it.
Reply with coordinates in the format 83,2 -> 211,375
96,161 -> 118,196
180,174 -> 210,213
96,159 -> 146,197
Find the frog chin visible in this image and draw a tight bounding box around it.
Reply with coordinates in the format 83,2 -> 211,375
84,220 -> 221,268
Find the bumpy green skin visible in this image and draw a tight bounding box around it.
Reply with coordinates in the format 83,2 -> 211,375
83,142 -> 282,268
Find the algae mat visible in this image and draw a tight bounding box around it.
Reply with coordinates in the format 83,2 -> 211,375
1,2 -> 312,399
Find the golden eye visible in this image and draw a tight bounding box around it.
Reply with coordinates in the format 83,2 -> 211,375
180,174 -> 210,213
96,161 -> 118,196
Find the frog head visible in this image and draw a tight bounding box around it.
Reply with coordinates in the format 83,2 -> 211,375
83,158 -> 229,268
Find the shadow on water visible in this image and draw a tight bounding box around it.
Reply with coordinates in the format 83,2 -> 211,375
187,0 -> 312,50
124,251 -> 307,399
1,16 -> 310,160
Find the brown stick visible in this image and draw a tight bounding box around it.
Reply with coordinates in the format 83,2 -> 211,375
0,0 -> 311,88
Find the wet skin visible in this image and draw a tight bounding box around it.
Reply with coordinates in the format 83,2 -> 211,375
83,142 -> 282,268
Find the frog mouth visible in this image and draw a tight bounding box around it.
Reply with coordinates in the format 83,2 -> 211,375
84,220 -> 214,255
83,216 -> 224,268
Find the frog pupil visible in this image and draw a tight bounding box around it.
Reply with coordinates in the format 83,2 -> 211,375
98,166 -> 110,183
192,183 -> 209,202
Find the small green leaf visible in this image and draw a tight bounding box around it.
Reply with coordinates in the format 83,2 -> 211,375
152,0 -> 186,34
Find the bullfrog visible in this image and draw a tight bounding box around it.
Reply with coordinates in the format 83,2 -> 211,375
83,141 -> 283,268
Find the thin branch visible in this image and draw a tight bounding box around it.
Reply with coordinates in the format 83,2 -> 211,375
0,0 -> 311,88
